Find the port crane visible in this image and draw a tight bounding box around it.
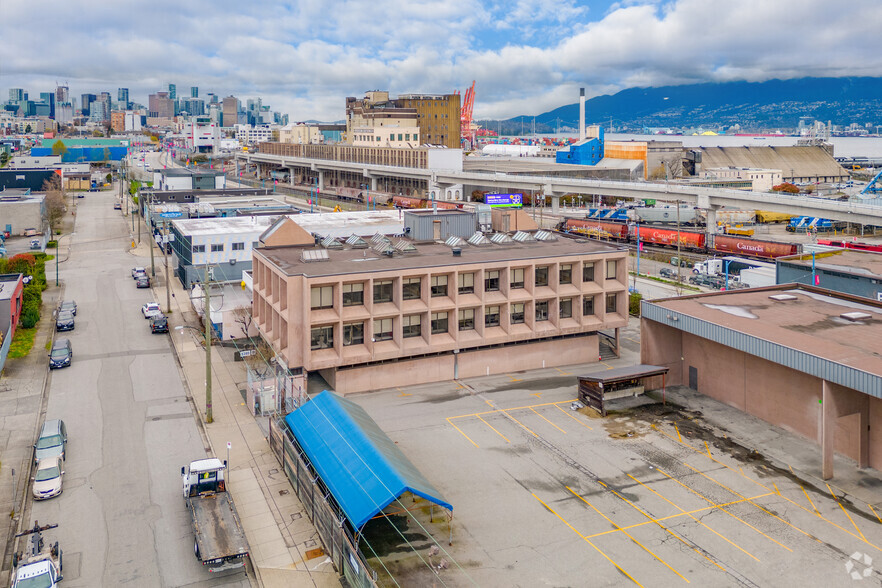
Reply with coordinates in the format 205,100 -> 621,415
860,168 -> 882,196
459,81 -> 476,150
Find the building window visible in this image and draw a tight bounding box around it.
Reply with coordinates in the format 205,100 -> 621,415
583,262 -> 595,282
373,318 -> 393,341
583,296 -> 595,316
403,277 -> 421,300
510,268 -> 525,289
458,273 -> 475,294
431,275 -> 448,297
342,322 -> 364,346
458,308 -> 475,331
606,292 -> 617,313
485,305 -> 500,327
511,303 -> 525,324
431,311 -> 448,334
485,270 -> 500,292
192,245 -> 205,253
560,298 -> 573,319
310,325 -> 333,350
342,282 -> 364,306
535,266 -> 549,287
560,264 -> 572,284
403,314 -> 422,338
536,300 -> 549,321
373,279 -> 393,303
211,243 -> 224,252
232,242 -> 244,251
310,285 -> 333,309
606,260 -> 618,280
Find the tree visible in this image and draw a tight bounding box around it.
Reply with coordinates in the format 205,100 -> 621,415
51,139 -> 67,157
92,129 -> 104,137
42,176 -> 66,231
100,147 -> 111,164
0,151 -> 9,167
24,124 -> 32,134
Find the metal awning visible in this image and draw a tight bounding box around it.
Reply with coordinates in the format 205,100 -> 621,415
578,364 -> 669,416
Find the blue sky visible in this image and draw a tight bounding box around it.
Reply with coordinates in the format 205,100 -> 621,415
2,0 -> 881,122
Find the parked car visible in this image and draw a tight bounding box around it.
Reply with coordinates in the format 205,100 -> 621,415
30,239 -> 41,250
136,275 -> 150,288
55,311 -> 75,332
132,267 -> 147,279
32,456 -> 64,500
58,300 -> 77,316
48,339 -> 72,370
34,419 -> 67,465
150,315 -> 169,334
113,202 -> 122,210
142,302 -> 162,319
24,228 -> 38,237
659,268 -> 677,279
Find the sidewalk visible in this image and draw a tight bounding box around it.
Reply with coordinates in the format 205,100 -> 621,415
131,239 -> 340,588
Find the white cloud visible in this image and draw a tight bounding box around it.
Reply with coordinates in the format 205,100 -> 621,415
1,0 -> 880,121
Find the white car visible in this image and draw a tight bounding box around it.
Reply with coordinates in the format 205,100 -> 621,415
32,456 -> 64,500
141,302 -> 162,319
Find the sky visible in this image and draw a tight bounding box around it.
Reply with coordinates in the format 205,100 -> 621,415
2,0 -> 881,122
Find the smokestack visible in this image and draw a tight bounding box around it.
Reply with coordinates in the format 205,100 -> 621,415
579,88 -> 586,141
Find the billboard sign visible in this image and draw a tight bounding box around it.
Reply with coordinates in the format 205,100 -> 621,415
485,193 -> 523,208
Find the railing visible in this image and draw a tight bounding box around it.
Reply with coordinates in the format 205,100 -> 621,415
268,417 -> 378,588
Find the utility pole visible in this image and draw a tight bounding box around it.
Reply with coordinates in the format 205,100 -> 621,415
149,194 -> 155,277
204,265 -> 213,423
163,222 -> 170,314
676,201 -> 682,293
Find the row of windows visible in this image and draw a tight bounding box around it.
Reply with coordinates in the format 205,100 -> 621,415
309,261 -> 619,309
192,242 -> 246,254
310,295 -> 618,349
354,133 -> 415,143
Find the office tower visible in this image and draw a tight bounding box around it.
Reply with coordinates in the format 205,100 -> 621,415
222,96 -> 239,128
40,92 -> 55,118
168,84 -> 176,100
148,92 -> 174,118
81,93 -> 97,116
118,88 -> 130,109
55,85 -> 70,104
191,86 -> 198,98
9,88 -> 25,103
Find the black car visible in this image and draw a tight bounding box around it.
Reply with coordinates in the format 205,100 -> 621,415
150,315 -> 169,334
136,275 -> 150,288
49,339 -> 72,369
55,310 -> 75,332
659,268 -> 677,279
59,300 -> 77,316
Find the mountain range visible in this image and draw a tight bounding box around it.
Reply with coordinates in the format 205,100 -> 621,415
482,77 -> 882,134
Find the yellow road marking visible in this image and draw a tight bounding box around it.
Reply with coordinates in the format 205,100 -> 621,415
532,493 -> 644,587
827,483 -> 866,541
566,487 -> 689,583
773,483 -> 781,496
530,392 -> 542,398
530,407 -> 566,434
628,474 -> 760,561
503,410 -> 538,438
675,424 -> 682,443
652,470 -> 792,553
476,414 -> 510,443
595,480 -> 726,572
449,398 -> 580,420
554,404 -> 593,430
555,367 -> 572,375
508,374 -> 522,382
704,441 -> 712,459
446,417 -> 479,448
599,360 -> 615,369
868,504 -> 882,526
396,387 -> 412,397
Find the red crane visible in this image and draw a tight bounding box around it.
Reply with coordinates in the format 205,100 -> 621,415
459,81 -> 476,149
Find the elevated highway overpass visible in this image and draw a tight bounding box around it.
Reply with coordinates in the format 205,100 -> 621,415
238,152 -> 882,227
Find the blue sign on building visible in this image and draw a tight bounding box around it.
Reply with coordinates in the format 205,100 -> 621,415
485,193 -> 523,208
159,211 -> 183,218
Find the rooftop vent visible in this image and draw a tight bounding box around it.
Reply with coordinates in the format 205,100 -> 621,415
840,311 -> 872,322
444,235 -> 466,248
300,249 -> 330,263
321,236 -> 343,249
345,234 -> 368,249
467,232 -> 491,247
534,229 -> 557,242
769,294 -> 798,301
512,231 -> 536,243
490,232 -> 513,244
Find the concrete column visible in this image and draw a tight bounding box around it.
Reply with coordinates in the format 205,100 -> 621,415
543,185 -> 559,214
705,207 -> 717,234
371,176 -> 378,191
256,163 -> 262,178
317,171 -> 324,190
822,380 -> 834,480
288,166 -> 295,187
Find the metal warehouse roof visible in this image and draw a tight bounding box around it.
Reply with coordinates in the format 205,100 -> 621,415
698,146 -> 848,179
284,390 -> 452,530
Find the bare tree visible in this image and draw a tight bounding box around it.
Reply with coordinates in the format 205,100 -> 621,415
43,177 -> 65,232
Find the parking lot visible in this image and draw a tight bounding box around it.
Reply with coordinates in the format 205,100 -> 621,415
352,327 -> 882,587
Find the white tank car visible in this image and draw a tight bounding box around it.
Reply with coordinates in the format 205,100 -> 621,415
630,206 -> 701,225
699,210 -> 756,224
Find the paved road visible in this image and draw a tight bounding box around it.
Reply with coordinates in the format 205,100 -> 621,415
28,188 -> 249,587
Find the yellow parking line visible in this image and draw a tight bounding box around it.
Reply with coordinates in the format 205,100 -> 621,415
567,487 -> 689,583
652,470 -> 792,553
530,407 -> 566,434
554,404 -> 593,430
555,367 -> 572,375
827,483 -> 866,541
449,398 -> 579,420
503,410 -> 538,437
675,424 -> 682,443
868,504 -> 882,526
476,414 -> 510,443
446,417 -> 479,448
628,475 -> 760,561
595,480 -> 726,572
533,493 -> 644,587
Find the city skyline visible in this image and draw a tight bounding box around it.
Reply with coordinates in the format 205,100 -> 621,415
1,0 -> 881,122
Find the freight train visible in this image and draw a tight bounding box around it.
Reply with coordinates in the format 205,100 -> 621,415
558,217 -> 801,260
583,207 -> 794,226
816,239 -> 882,253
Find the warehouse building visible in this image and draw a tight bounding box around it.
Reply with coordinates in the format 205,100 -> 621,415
694,145 -> 850,185
641,285 -> 882,479
776,249 -> 882,302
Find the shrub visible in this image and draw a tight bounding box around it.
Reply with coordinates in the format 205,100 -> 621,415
46,240 -> 57,248
772,182 -> 799,194
21,307 -> 39,328
629,292 -> 643,316
7,253 -> 36,275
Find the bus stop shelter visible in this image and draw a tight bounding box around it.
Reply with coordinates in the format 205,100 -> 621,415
578,364 -> 669,416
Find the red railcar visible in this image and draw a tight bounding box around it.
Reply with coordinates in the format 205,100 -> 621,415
712,235 -> 799,258
561,218 -> 629,239
816,239 -> 882,253
636,226 -> 706,249
393,196 -> 426,209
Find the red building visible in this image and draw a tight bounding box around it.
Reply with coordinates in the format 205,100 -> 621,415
0,273 -> 24,341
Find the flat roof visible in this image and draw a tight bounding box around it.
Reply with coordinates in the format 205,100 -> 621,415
778,249 -> 882,280
647,285 -> 882,380
159,168 -> 225,177
259,234 -> 624,277
171,209 -> 405,238
579,364 -> 669,383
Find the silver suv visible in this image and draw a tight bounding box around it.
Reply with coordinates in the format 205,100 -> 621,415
34,419 -> 67,465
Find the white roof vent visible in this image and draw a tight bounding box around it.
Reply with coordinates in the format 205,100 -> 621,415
840,311 -> 872,322
769,294 -> 797,301
300,249 -> 329,263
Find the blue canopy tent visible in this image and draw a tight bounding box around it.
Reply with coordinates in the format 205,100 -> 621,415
284,390 -> 452,531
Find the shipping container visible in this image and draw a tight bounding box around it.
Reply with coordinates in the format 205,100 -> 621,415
632,206 -> 701,226
708,210 -> 756,224
713,235 -> 799,258
755,210 -> 795,224
636,227 -> 706,249
561,218 -> 629,240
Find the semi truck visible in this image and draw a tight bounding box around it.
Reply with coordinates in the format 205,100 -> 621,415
11,521 -> 63,588
182,458 -> 250,573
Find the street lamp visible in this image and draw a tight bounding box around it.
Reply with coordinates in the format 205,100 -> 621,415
176,311 -> 213,424
55,233 -> 75,287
